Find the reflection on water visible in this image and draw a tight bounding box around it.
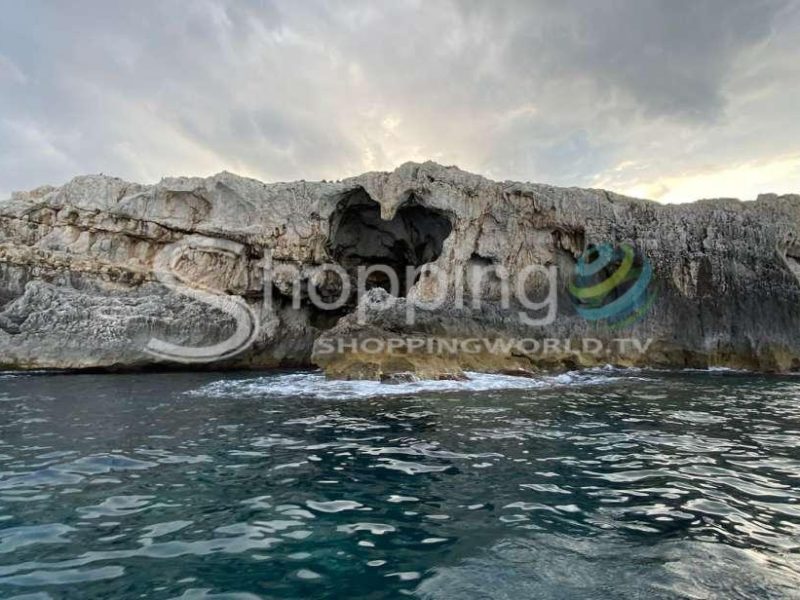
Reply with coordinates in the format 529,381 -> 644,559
0,369 -> 799,598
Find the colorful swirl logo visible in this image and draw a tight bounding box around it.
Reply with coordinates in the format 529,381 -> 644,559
568,243 -> 657,329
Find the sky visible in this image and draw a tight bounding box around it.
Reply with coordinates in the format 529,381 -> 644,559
1,0 -> 799,203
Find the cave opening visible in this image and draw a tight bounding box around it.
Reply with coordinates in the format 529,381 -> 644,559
328,188 -> 453,297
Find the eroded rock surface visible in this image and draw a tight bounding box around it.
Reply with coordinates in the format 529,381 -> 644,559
2,162 -> 799,376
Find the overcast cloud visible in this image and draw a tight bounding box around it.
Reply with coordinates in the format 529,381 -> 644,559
1,0 -> 799,202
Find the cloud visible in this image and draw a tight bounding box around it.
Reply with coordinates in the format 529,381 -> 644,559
0,54 -> 28,85
599,154 -> 800,202
0,0 -> 797,202
497,0 -> 787,121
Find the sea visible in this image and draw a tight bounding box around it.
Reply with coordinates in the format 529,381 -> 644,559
0,368 -> 799,599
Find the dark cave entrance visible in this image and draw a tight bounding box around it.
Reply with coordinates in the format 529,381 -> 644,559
328,189 -> 453,296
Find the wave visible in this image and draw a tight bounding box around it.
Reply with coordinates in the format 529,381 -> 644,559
187,370 -> 619,401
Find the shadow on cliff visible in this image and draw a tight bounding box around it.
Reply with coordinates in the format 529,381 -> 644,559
327,188 -> 453,297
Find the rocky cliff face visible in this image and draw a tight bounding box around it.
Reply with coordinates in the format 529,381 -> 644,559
2,162 -> 799,377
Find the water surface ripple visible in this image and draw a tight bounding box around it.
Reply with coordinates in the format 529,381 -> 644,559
0,370 -> 799,598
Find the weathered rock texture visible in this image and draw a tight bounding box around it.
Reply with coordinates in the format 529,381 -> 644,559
1,161 -> 799,376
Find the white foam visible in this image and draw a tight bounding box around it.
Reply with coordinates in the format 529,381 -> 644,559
0,370 -> 57,379
187,370 -> 617,401
673,366 -> 755,374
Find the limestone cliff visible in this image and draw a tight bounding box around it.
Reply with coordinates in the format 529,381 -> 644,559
1,162 -> 799,376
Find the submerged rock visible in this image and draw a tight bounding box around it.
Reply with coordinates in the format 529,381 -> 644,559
1,161 -> 799,377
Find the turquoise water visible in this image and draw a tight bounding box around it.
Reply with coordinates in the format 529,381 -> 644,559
1,369 -> 799,599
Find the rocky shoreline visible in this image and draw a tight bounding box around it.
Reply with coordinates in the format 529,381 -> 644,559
2,161 -> 800,379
